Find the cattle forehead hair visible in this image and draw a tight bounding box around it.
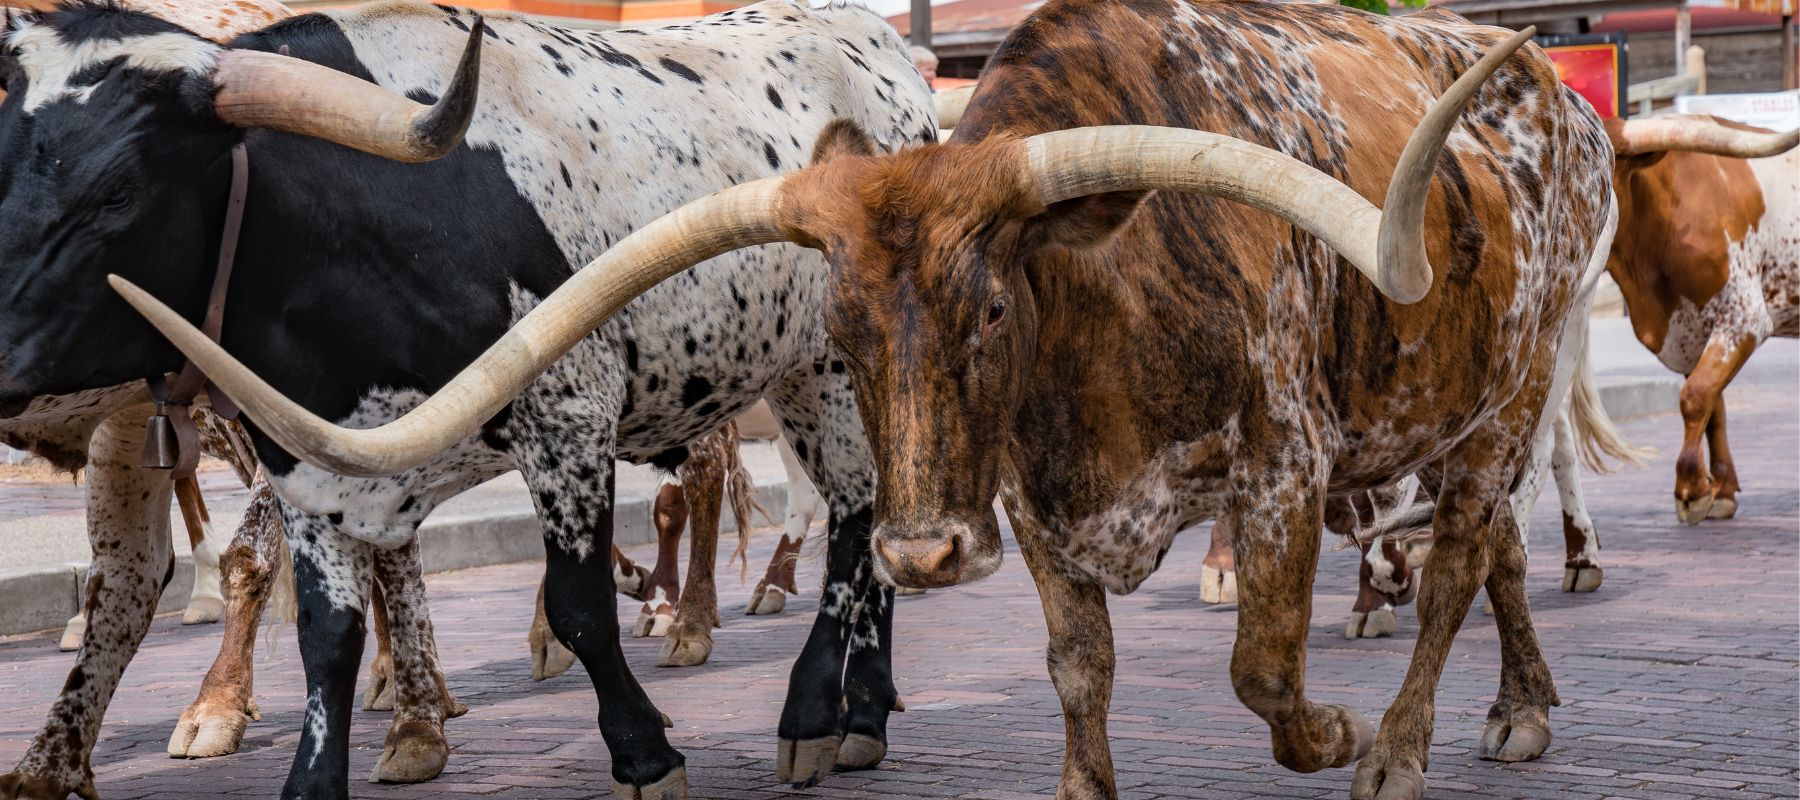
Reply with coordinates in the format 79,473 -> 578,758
7,11 -> 217,112
851,135 -> 1039,231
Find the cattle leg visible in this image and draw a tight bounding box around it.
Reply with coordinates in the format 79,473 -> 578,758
175,476 -> 229,625
767,362 -> 892,787
1198,518 -> 1237,604
1478,500 -> 1559,765
1353,428 -> 1537,800
1346,535 -> 1410,640
276,508 -> 375,800
0,415 -> 172,800
1553,409 -> 1603,592
837,561 -> 898,772
368,539 -> 465,784
1013,512 -> 1116,799
363,580 -> 395,711
1226,449 -> 1371,777
660,432 -> 727,668
1673,334 -> 1755,524
520,440 -> 685,799
631,479 -> 686,639
533,539 -> 658,680
534,543 -> 653,680
1703,399 -> 1740,519
168,475 -> 283,758
775,505 -> 882,786
612,544 -> 653,602
748,435 -> 815,615
529,579 -> 578,681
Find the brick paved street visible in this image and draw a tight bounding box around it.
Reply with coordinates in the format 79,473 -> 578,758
2,374 -> 1795,799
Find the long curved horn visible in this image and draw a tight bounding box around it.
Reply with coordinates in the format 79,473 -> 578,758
211,18 -> 484,163
934,84 -> 975,129
1607,116 -> 1800,159
1021,26 -> 1535,304
109,176 -> 788,476
110,28 -> 1530,476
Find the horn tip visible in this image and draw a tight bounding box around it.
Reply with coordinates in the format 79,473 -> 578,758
106,273 -> 139,297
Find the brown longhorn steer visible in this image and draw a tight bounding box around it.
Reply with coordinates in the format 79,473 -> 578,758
1603,115 -> 1800,524
119,3 -> 1622,798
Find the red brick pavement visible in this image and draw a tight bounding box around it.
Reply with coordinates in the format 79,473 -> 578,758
1,390 -> 1795,799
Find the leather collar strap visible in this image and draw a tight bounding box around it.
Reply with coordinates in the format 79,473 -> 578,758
141,144 -> 248,476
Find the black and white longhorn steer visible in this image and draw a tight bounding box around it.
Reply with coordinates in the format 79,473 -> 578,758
0,1 -> 933,798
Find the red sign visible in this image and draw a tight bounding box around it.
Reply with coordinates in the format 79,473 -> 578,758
1544,43 -> 1623,119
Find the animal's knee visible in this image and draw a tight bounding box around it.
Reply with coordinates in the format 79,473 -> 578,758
1046,639 -> 1112,716
1677,381 -> 1716,422
541,573 -> 617,644
1230,667 -> 1296,720
222,541 -> 272,585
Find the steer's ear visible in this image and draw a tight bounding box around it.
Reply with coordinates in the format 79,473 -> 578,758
811,119 -> 875,165
1024,190 -> 1151,252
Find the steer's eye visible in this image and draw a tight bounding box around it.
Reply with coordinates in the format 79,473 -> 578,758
100,192 -> 132,213
986,298 -> 1007,330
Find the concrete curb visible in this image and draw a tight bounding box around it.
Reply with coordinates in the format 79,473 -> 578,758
0,378 -> 1677,638
1596,375 -> 1683,421
0,481 -> 788,637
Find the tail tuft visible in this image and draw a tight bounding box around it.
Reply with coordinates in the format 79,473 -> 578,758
1569,341 -> 1655,473
725,442 -> 772,584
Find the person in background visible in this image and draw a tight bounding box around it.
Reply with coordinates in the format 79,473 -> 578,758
909,45 -> 939,91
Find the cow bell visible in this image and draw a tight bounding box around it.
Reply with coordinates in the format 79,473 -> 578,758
140,403 -> 201,475
141,407 -> 179,470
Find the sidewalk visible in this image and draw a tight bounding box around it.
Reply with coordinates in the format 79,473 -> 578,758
0,439 -> 793,635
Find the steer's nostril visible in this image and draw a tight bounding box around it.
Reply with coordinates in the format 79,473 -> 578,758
920,537 -> 958,575
875,535 -> 963,587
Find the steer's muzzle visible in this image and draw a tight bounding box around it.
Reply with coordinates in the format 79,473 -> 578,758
871,517 -> 1002,589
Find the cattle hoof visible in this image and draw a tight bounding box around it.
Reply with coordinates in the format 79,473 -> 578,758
613,766 -> 688,800
368,721 -> 449,784
1344,607 -> 1396,639
1479,704 -> 1551,763
1708,496 -> 1737,519
632,608 -> 674,638
58,615 -> 85,653
895,586 -> 928,596
656,625 -> 713,668
533,636 -> 578,681
834,733 -> 887,772
746,584 -> 788,615
167,703 -> 251,758
1675,495 -> 1714,525
364,654 -> 394,711
617,565 -> 654,603
0,771 -> 93,800
1349,753 -> 1425,800
1561,564 -> 1603,593
777,736 -> 841,788
1199,563 -> 1238,604
181,596 -> 225,625
1480,597 -> 1495,616
365,678 -> 396,712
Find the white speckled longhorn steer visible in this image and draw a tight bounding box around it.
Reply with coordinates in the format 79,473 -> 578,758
0,1 -> 932,798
